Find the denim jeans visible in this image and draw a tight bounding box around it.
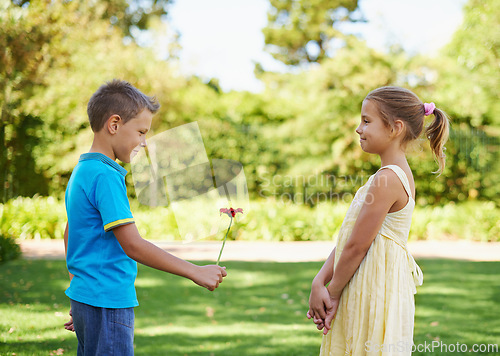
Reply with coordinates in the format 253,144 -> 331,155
70,299 -> 134,356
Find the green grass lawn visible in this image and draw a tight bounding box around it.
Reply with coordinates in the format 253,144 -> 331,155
0,258 -> 499,355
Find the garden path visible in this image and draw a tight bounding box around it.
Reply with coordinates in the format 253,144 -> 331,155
19,239 -> 500,262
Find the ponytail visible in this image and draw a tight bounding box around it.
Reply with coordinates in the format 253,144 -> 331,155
364,87 -> 451,175
425,107 -> 450,175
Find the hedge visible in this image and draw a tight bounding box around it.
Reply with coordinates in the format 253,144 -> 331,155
1,197 -> 498,242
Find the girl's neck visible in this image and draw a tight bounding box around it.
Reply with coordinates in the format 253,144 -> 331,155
379,149 -> 407,168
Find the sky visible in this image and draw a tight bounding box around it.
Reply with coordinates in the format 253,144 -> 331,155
166,0 -> 468,92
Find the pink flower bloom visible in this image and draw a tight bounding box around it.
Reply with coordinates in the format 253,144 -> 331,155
217,207 -> 243,265
220,207 -> 243,218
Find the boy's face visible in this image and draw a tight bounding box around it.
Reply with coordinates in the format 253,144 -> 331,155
113,109 -> 153,163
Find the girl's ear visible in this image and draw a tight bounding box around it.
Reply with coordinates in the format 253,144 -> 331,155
107,115 -> 122,134
392,119 -> 405,138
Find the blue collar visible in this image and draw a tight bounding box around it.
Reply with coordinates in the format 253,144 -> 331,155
79,152 -> 128,177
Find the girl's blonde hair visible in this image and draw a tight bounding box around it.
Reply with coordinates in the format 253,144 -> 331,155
364,86 -> 450,175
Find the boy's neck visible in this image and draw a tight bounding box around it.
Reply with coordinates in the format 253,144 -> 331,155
89,135 -> 116,161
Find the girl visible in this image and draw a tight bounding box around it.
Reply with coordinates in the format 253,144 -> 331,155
307,86 -> 449,355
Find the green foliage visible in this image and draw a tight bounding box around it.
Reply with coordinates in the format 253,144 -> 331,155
3,197 -> 498,242
256,0 -> 500,204
1,0 -> 179,201
257,38 -> 400,182
438,0 -> 500,128
0,233 -> 21,263
0,196 -> 66,240
263,0 -> 360,65
24,3 -> 184,199
2,0 -> 498,209
233,201 -> 348,242
0,0 -> 73,202
10,0 -> 172,42
412,201 -> 500,242
403,0 -> 500,204
96,0 -> 172,39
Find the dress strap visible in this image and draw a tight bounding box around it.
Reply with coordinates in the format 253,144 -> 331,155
378,165 -> 413,199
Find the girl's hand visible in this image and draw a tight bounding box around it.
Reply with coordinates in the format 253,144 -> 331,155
322,290 -> 341,335
307,310 -> 326,330
307,281 -> 333,331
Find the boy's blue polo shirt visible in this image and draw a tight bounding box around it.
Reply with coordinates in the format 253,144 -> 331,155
65,152 -> 138,308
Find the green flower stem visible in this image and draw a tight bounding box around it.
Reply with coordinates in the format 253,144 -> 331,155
216,216 -> 233,266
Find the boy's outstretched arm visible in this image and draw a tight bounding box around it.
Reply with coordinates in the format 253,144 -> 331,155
113,223 -> 227,291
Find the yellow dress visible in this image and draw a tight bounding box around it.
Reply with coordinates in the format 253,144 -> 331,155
320,165 -> 423,356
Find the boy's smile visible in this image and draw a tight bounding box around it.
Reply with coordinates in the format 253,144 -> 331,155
113,108 -> 153,163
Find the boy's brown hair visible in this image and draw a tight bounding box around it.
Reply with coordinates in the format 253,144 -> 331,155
87,79 -> 160,132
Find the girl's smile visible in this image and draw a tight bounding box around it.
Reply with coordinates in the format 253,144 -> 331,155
356,100 -> 392,155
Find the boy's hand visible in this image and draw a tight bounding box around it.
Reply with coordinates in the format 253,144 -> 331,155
192,265 -> 227,291
64,308 -> 75,332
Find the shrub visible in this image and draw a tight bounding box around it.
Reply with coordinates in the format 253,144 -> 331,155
0,196 -> 66,240
411,201 -> 500,242
1,196 -> 498,242
0,234 -> 22,263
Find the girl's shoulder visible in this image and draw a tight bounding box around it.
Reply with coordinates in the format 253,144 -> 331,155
374,165 -> 415,199
371,168 -> 402,190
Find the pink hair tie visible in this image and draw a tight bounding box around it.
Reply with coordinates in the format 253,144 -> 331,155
424,102 -> 436,116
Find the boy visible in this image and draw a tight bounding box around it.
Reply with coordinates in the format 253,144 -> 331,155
63,79 -> 227,355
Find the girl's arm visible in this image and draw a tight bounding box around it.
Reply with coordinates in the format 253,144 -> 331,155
308,247 -> 336,328
312,247 -> 336,287
322,170 -> 403,333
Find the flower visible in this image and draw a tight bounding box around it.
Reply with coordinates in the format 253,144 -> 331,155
216,207 -> 243,265
220,207 -> 243,218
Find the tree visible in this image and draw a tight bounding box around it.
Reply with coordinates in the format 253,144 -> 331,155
25,10 -> 184,199
0,0 -> 74,202
90,0 -> 172,40
252,38 -> 404,203
417,0 -> 500,204
0,0 -> 177,201
11,0 -> 172,40
262,0 -> 361,66
427,0 -> 499,129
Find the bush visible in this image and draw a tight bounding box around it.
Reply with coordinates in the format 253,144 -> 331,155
0,196 -> 66,240
411,201 -> 500,242
0,234 -> 21,263
231,201 -> 348,242
1,196 -> 498,242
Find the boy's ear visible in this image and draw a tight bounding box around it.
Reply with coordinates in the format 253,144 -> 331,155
107,115 -> 122,134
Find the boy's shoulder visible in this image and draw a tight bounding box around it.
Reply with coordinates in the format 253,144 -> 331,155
75,153 -> 127,178
69,153 -> 128,197
68,153 -> 130,207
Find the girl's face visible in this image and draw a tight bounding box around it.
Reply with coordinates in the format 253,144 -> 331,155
356,100 -> 393,155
